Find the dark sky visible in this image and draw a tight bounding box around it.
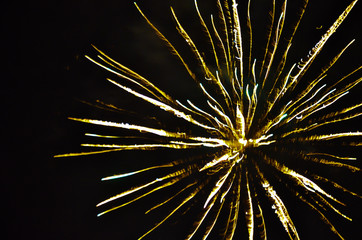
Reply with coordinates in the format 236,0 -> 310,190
3,0 -> 361,239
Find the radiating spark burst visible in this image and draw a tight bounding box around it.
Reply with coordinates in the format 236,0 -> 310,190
56,0 -> 362,239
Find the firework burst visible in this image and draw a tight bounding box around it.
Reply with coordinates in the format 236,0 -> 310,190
56,0 -> 361,239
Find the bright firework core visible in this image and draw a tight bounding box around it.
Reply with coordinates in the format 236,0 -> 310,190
227,129 -> 275,152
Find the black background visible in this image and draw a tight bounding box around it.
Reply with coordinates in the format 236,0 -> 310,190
3,0 -> 362,239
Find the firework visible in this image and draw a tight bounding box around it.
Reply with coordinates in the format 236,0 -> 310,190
56,0 -> 361,239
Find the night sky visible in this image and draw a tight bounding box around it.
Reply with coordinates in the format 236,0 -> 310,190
4,0 -> 362,239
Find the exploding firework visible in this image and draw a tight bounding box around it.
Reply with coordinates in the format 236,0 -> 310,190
56,0 -> 361,239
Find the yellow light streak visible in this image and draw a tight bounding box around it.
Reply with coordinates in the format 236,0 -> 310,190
256,164 -> 300,240
101,163 -> 174,181
306,152 -> 356,161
